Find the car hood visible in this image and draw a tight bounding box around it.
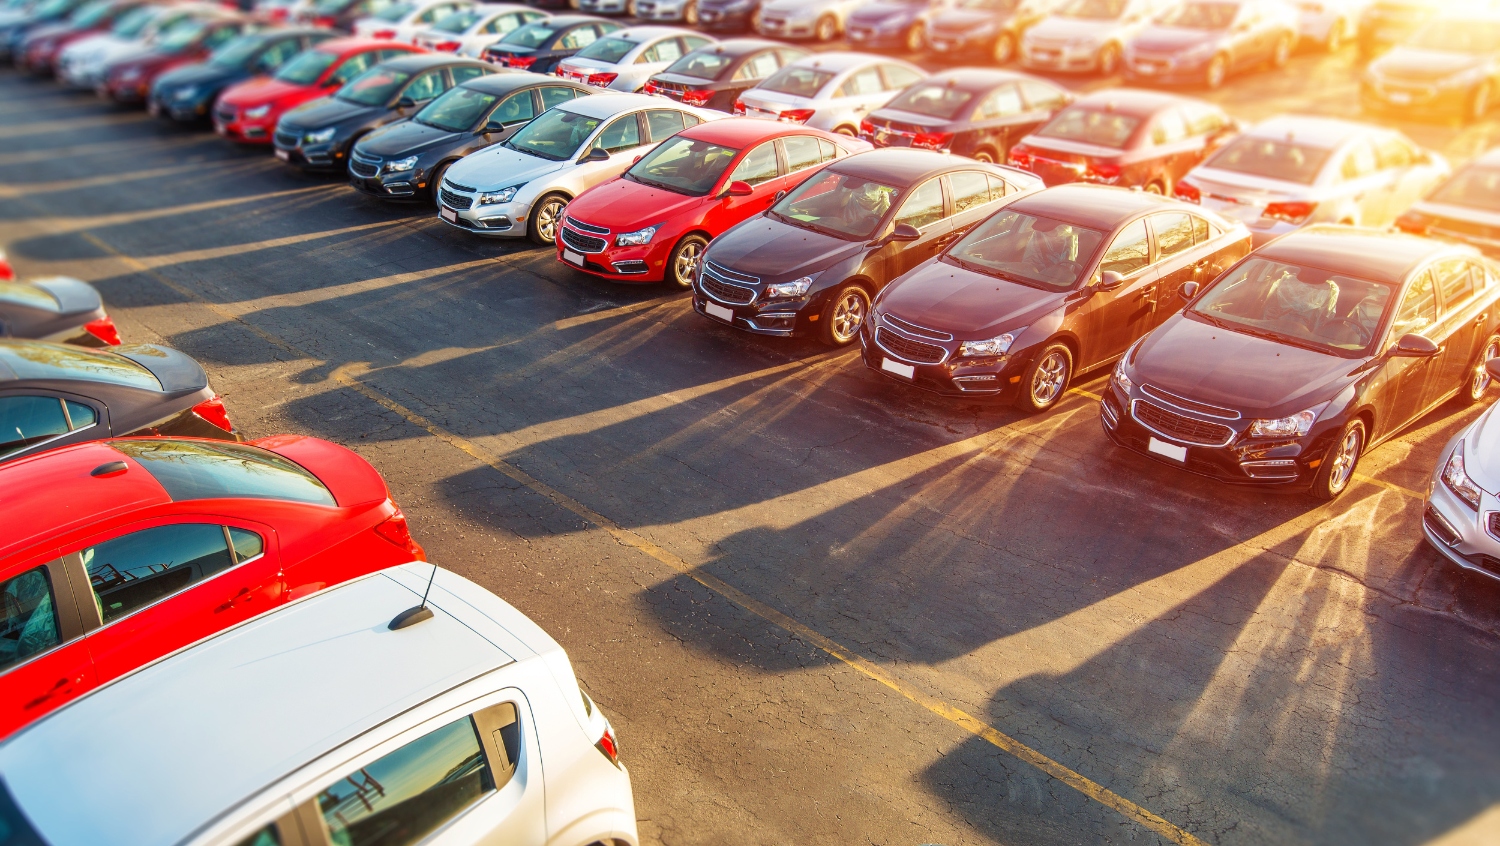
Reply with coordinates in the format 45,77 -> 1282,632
1132,313 -> 1358,415
446,146 -> 568,190
282,95 -> 382,128
1028,17 -> 1120,41
565,177 -> 708,229
360,118 -> 463,157
220,75 -> 312,107
1371,47 -> 1487,83
708,217 -> 865,280
930,8 -> 1001,30
1129,25 -> 1217,53
60,32 -> 123,59
1463,403 -> 1500,492
31,276 -> 102,316
115,344 -> 209,393
878,260 -> 1061,337
154,61 -> 242,89
21,21 -> 73,43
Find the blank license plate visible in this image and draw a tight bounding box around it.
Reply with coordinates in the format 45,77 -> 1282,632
1387,91 -> 1412,104
881,358 -> 915,379
705,302 -> 734,323
563,249 -> 584,266
440,207 -> 457,223
1148,437 -> 1187,463
274,148 -> 289,161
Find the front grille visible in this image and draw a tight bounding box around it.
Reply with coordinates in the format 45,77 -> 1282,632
882,313 -> 952,342
564,216 -> 608,235
703,260 -> 758,285
700,274 -> 755,304
1140,384 -> 1240,420
439,187 -> 473,210
561,226 -> 607,254
876,326 -> 945,364
274,129 -> 299,148
349,157 -> 379,178
1131,400 -> 1235,447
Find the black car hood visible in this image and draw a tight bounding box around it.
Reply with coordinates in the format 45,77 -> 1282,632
359,118 -> 464,157
155,61 -> 245,90
1132,313 -> 1359,415
115,344 -> 208,393
1130,25 -> 1218,53
282,95 -> 382,129
32,276 -> 102,316
708,217 -> 866,281
879,260 -> 1061,337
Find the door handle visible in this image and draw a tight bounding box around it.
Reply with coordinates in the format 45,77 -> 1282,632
25,677 -> 74,710
215,587 -> 253,613
1475,313 -> 1488,326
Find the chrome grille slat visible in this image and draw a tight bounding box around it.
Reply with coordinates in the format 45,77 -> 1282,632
703,260 -> 758,285
561,226 -> 607,254
273,129 -> 299,148
445,180 -> 476,193
1140,384 -> 1241,420
882,313 -> 953,342
349,159 -> 379,178
1130,400 -> 1235,448
439,187 -> 473,210
700,273 -> 755,305
875,326 -> 945,364
565,216 -> 609,235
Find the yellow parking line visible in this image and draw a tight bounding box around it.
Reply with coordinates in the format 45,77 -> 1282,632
1353,473 -> 1425,501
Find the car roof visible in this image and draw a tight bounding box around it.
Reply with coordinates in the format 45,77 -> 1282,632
0,568 -> 523,846
460,68 -> 574,93
784,50 -> 885,72
377,52 -> 484,72
921,66 -> 1052,92
315,36 -> 409,53
1069,87 -> 1202,117
682,116 -> 829,146
610,24 -> 694,41
1241,114 -> 1377,149
560,90 -> 667,117
1010,184 -> 1198,230
1256,225 -> 1475,285
538,13 -> 610,27
829,148 -> 974,186
694,36 -> 784,56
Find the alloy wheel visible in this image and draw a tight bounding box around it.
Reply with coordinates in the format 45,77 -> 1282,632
1097,43 -> 1120,76
673,240 -> 703,287
993,32 -> 1015,64
906,23 -> 924,53
1472,338 -> 1500,400
1326,424 -> 1363,496
1206,55 -> 1227,89
1144,181 -> 1164,195
1472,83 -> 1492,122
1031,350 -> 1069,407
973,148 -> 996,163
829,288 -> 867,344
536,198 -> 564,243
683,0 -> 698,25
816,15 -> 836,42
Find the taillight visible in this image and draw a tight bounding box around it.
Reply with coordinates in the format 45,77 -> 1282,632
1395,210 -> 1431,235
504,55 -> 536,69
1262,200 -> 1317,225
0,250 -> 13,280
1174,178 -> 1201,203
312,15 -> 335,26
84,316 -> 121,345
777,108 -> 814,124
374,506 -> 427,560
192,395 -> 234,432
679,88 -> 712,107
433,40 -> 459,52
1007,143 -> 1032,169
586,71 -> 617,87
595,724 -> 620,767
912,131 -> 953,151
732,97 -> 746,115
859,120 -> 873,136
643,79 -> 660,95
371,28 -> 395,38
1085,160 -> 1121,182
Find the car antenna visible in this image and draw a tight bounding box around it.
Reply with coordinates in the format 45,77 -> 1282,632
389,563 -> 438,630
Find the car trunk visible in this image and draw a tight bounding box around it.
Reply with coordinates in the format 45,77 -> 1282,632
252,434 -> 390,507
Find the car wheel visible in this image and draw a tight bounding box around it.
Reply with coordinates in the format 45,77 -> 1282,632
972,146 -> 998,163
1325,18 -> 1347,52
834,125 -> 858,136
667,234 -> 708,289
749,6 -> 761,30
683,0 -> 698,25
626,0 -> 637,14
1469,82 -> 1492,123
992,31 -> 1016,64
1311,419 -> 1364,501
1015,343 -> 1072,413
1271,33 -> 1293,68
818,283 -> 870,347
905,22 -> 924,53
1097,42 -> 1121,76
1204,54 -> 1228,89
528,192 -> 568,245
815,14 -> 837,42
1463,334 -> 1500,405
430,162 -> 449,208
1144,180 -> 1166,195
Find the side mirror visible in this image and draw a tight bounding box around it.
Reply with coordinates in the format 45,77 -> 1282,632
1392,333 -> 1440,357
581,147 -> 610,163
481,121 -> 504,134
1179,280 -> 1199,300
1487,358 -> 1500,382
1097,270 -> 1126,291
889,223 -> 921,242
396,95 -> 416,109
724,180 -> 753,197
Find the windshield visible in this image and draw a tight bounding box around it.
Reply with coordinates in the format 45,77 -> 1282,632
575,35 -> 636,62
771,172 -> 899,241
1191,257 -> 1393,354
337,66 -> 411,106
947,210 -> 1107,291
883,82 -> 972,119
1204,136 -> 1332,185
759,65 -> 833,98
371,0 -> 412,21
627,136 -> 737,195
1430,163 -> 1500,212
111,5 -> 154,35
415,85 -> 496,131
209,33 -> 267,67
312,0 -> 348,13
500,21 -> 555,47
504,107 -> 599,160
432,7 -> 480,32
1035,107 -> 1140,148
664,49 -> 730,80
31,0 -> 75,18
1056,0 -> 1127,19
1407,19 -> 1500,53
154,19 -> 207,52
275,48 -> 337,83
69,0 -> 113,27
1157,2 -> 1236,29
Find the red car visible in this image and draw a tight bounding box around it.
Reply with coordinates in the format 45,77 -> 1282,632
0,436 -> 425,740
557,119 -> 869,289
215,37 -> 424,144
99,13 -> 254,105
0,250 -> 13,281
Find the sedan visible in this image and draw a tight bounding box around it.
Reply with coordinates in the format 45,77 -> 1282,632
1105,227 -> 1500,499
698,0 -> 765,32
1356,0 -> 1444,58
693,149 -> 1044,345
559,119 -> 867,287
1008,88 -> 1237,194
924,0 -> 1061,64
352,0 -> 471,41
149,29 -> 335,124
1360,10 -> 1500,123
55,2 -> 186,89
643,37 -> 805,111
0,276 -> 120,346
1395,146 -> 1500,259
1174,115 -> 1448,245
1022,0 -> 1181,76
97,12 -> 252,105
844,0 -> 949,53
862,67 -> 1072,163
14,0 -> 141,75
756,0 -> 863,42
480,13 -> 619,72
439,93 -> 721,243
0,437 -> 426,740
555,25 -> 713,92
412,3 -> 547,56
300,0 -> 401,32
864,185 -> 1249,410
273,53 -> 493,170
1297,0 -> 1369,51
0,0 -> 87,63
349,71 -> 593,201
733,51 -> 925,136
1124,0 -> 1300,89
1425,375 -> 1500,582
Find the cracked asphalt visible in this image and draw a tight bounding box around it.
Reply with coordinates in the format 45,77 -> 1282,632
5,41 -> 1500,846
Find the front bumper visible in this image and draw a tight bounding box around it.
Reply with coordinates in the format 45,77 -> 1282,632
635,1 -> 688,20
148,89 -> 214,121
214,106 -> 276,143
439,189 -> 529,237
925,30 -> 995,53
273,131 -> 341,170
690,269 -> 813,336
845,24 -> 910,48
1360,78 -> 1473,118
857,318 -> 1022,399
757,16 -> 820,39
1123,53 -> 1210,85
1423,457 -> 1500,584
555,223 -> 667,282
1022,42 -> 1102,73
698,6 -> 753,29
100,74 -> 152,104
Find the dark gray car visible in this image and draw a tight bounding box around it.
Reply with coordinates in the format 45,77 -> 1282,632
0,277 -> 119,347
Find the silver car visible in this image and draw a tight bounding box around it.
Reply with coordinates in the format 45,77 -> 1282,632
1176,115 -> 1450,246
411,3 -> 547,57
582,0 -> 701,23
1426,362 -> 1500,583
756,0 -> 865,41
437,92 -> 723,243
554,25 -> 714,92
56,3 -> 206,89
1296,0 -> 1370,50
734,51 -> 925,136
1021,0 -> 1182,75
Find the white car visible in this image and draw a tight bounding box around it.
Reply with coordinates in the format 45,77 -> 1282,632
353,0 -> 473,42
438,92 -> 723,243
0,564 -> 639,846
1296,0 -> 1370,50
555,25 -> 713,92
1176,115 -> 1450,246
1021,0 -> 1182,75
56,3 -> 209,89
733,51 -> 925,136
756,0 -> 865,41
412,2 -> 547,57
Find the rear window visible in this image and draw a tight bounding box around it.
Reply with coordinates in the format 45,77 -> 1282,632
883,82 -> 972,120
759,66 -> 833,97
1034,107 -> 1140,149
0,283 -> 59,311
112,440 -> 337,506
1430,163 -> 1500,213
0,342 -> 160,390
575,35 -> 636,63
1204,136 -> 1333,185
664,50 -> 731,80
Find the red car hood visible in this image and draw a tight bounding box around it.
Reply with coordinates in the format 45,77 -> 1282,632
220,76 -> 316,109
566,177 -> 710,231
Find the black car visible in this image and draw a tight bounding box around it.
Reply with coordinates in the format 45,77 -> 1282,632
1105,227 -> 1500,500
274,53 -> 494,171
0,340 -> 240,465
0,277 -> 120,347
863,185 -> 1251,411
1396,146 -> 1500,259
844,0 -> 942,52
480,14 -> 620,74
924,0 -> 1054,64
150,28 -> 333,124
697,0 -> 763,32
643,38 -> 804,112
348,71 -> 594,201
861,67 -> 1071,164
692,149 -> 1045,346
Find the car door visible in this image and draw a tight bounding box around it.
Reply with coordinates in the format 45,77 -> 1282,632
1145,211 -> 1226,330
474,87 -> 538,146
705,137 -> 783,232
1145,107 -> 1198,186
945,169 -> 1008,244
0,557 -> 95,738
576,111 -> 649,183
398,67 -> 447,113
0,392 -> 107,464
1081,217 -> 1160,367
780,134 -> 839,193
888,176 -> 953,279
1428,259 -> 1489,402
1379,269 -> 1438,435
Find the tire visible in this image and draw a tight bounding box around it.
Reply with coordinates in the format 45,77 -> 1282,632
1204,54 -> 1228,89
528,192 -> 568,245
1468,82 -> 1492,123
1325,18 -> 1346,52
1311,419 -> 1364,501
818,284 -> 870,347
1015,342 -> 1072,413
905,22 -> 924,53
1271,33 -> 1293,68
682,0 -> 698,26
626,0 -> 637,15
430,161 -> 449,208
834,125 -> 858,136
992,31 -> 1016,64
972,146 -> 998,164
1096,42 -> 1121,76
666,234 -> 708,289
815,15 -> 837,43
1462,334 -> 1500,405
1144,180 -> 1166,195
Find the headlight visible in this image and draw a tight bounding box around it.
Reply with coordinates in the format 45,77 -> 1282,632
303,126 -> 336,144
173,84 -> 199,101
1247,408 -> 1319,438
764,275 -> 814,298
615,224 -> 659,247
477,185 -> 519,205
957,328 -> 1023,359
244,104 -> 271,119
1112,357 -> 1133,394
1443,443 -> 1484,510
384,155 -> 420,173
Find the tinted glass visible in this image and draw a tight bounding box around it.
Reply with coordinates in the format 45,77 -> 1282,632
372,1 -> 412,21
1392,271 -> 1437,337
255,38 -> 303,72
229,527 -> 265,562
2,342 -> 160,389
736,52 -> 780,81
210,34 -> 271,68
111,5 -> 154,36
84,524 -> 235,623
1020,79 -> 1068,111
330,52 -> 378,86
1191,215 -> 1210,244
0,283 -> 58,310
896,179 -> 945,229
275,49 -> 338,84
729,141 -> 779,186
111,440 -> 337,506
576,35 -> 635,63
594,114 -> 641,153
319,717 -> 493,846
0,567 -> 60,672
1433,260 -> 1475,309
772,172 -> 899,240
783,135 -> 834,172
201,25 -> 239,51
417,87 -> 499,132
156,20 -> 207,52
644,109 -> 684,142
1099,220 -> 1150,276
489,91 -> 535,126
405,70 -> 446,102
1205,136 -> 1333,185
761,66 -> 833,97
0,397 -> 69,457
629,136 -> 737,195
883,83 -> 971,120
1158,1 -> 1236,28
235,825 -> 281,846
1035,107 -> 1140,149
451,65 -> 489,84
65,400 -> 96,430
837,66 -> 884,98
499,22 -> 555,47
640,37 -> 682,63
948,210 -> 1108,291
1192,257 -> 1396,353
505,108 -> 599,160
1430,163 -> 1500,213
539,85 -> 581,110
558,24 -> 601,50
1153,213 -> 1195,259
433,7 -> 480,31
950,171 -> 995,213
665,50 -> 731,80
880,64 -> 923,90
479,11 -> 524,34
337,68 -> 412,106
975,85 -> 1022,120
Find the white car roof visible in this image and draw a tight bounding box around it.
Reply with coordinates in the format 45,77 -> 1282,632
562,91 -> 684,118
0,567 -> 536,846
1243,115 -> 1382,150
609,24 -> 698,42
784,50 -> 889,73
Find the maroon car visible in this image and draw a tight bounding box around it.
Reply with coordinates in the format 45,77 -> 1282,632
1006,88 -> 1238,196
15,0 -> 145,75
98,14 -> 253,105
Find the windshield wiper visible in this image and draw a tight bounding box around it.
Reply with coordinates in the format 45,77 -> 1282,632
1215,320 -> 1329,353
503,140 -> 560,161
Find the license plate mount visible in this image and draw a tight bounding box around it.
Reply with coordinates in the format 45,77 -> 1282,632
274,148 -> 289,161
563,249 -> 584,266
440,207 -> 457,223
1148,437 -> 1187,463
705,302 -> 734,323
881,358 -> 915,379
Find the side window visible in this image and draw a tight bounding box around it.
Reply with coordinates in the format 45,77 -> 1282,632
1191,215 -> 1210,244
1150,109 -> 1190,146
254,39 -> 299,72
974,84 -> 1023,121
1099,220 -> 1150,276
232,824 -> 280,846
594,113 -> 642,153
1019,79 -> 1067,111
1432,259 -> 1476,310
682,35 -> 712,52
986,173 -> 1013,198
1153,213 -> 1195,259
329,52 -> 374,85
0,396 -> 72,458
83,524 -> 236,624
0,567 -> 61,672
451,65 -> 489,85
680,111 -> 702,128
402,70 -> 445,102
318,717 -> 494,846
1181,102 -> 1226,136
895,178 -> 945,229
1375,134 -> 1413,170
229,527 -> 265,562
491,91 -> 536,126
1392,271 -> 1437,337
558,25 -> 599,50
879,63 -> 923,91
835,66 -> 884,98
641,37 -> 683,64
729,141 -> 780,186
734,51 -> 779,81
481,12 -> 521,34
203,25 -> 239,50
782,135 -> 834,172
644,108 -> 684,142
949,171 -> 996,214
539,85 -> 581,110
1340,139 -> 1380,181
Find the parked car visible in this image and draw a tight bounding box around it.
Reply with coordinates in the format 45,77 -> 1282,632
1297,0 -> 1369,51
1356,0 -> 1443,58
0,249 -> 13,280
555,25 -> 713,92
734,51 -> 922,137
1104,227 -> 1500,499
412,2 -> 547,57
864,184 -> 1248,409
1395,146 -> 1500,259
349,71 -> 593,201
0,277 -> 119,346
1174,115 -> 1448,246
643,37 -> 805,111
634,0 -> 703,23
0,563 -> 636,845
215,37 -> 424,143
693,149 -> 1044,345
558,119 -> 869,287
98,12 -> 253,105
756,0 -> 862,42
352,0 -> 470,40
149,28 -> 335,124
862,67 -> 1071,162
845,0 -> 949,53
14,0 -> 142,75
299,0 -> 402,31
479,13 -> 619,72
1424,374 -> 1500,582
698,0 -> 764,32
1008,88 -> 1236,194
1123,0 -> 1300,89
54,1 -> 191,88
1022,0 -> 1180,76
924,0 -> 1061,64
0,0 -> 88,63
274,53 -> 493,169
1360,10 -> 1500,123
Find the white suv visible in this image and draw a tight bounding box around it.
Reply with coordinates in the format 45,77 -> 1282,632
0,563 -> 637,846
